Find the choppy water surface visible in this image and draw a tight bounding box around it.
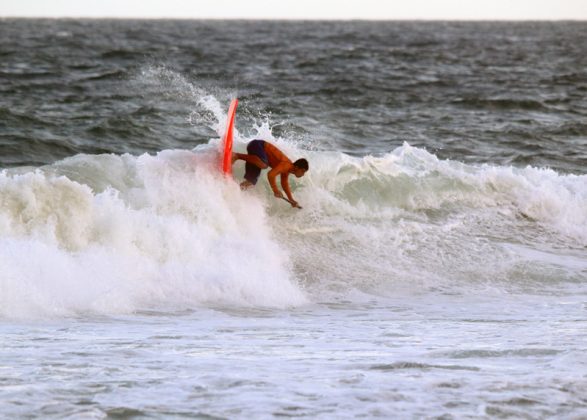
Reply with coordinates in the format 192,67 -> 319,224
3,298 -> 586,418
1,19 -> 586,418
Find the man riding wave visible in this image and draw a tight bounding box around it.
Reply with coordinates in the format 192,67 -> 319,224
232,140 -> 308,208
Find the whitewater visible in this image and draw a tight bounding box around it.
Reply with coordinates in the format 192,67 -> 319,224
2,128 -> 586,317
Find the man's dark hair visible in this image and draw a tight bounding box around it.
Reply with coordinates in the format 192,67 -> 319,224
293,158 -> 309,171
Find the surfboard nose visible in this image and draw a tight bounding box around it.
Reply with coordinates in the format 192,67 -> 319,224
221,98 -> 239,176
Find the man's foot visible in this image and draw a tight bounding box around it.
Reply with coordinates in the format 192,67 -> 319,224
240,180 -> 253,190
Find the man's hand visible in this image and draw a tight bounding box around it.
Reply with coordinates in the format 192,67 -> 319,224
277,195 -> 303,209
274,190 -> 284,199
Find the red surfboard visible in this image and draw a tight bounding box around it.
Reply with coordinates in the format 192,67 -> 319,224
221,99 -> 238,176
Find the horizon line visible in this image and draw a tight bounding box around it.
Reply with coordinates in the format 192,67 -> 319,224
1,16 -> 586,22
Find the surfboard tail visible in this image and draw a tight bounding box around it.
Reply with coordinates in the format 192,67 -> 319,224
221,99 -> 239,176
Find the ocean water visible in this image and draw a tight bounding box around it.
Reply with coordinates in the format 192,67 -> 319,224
1,19 -> 587,418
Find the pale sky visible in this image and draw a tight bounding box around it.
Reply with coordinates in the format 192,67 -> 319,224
1,0 -> 586,20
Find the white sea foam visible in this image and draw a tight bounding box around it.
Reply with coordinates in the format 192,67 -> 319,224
1,138 -> 585,318
262,142 -> 587,298
0,149 -> 306,319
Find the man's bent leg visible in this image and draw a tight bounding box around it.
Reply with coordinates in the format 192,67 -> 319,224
234,153 -> 268,169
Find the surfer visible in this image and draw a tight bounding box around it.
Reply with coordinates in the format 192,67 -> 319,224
232,140 -> 308,208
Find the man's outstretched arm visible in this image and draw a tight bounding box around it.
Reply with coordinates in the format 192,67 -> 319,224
280,173 -> 296,204
267,163 -> 289,198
